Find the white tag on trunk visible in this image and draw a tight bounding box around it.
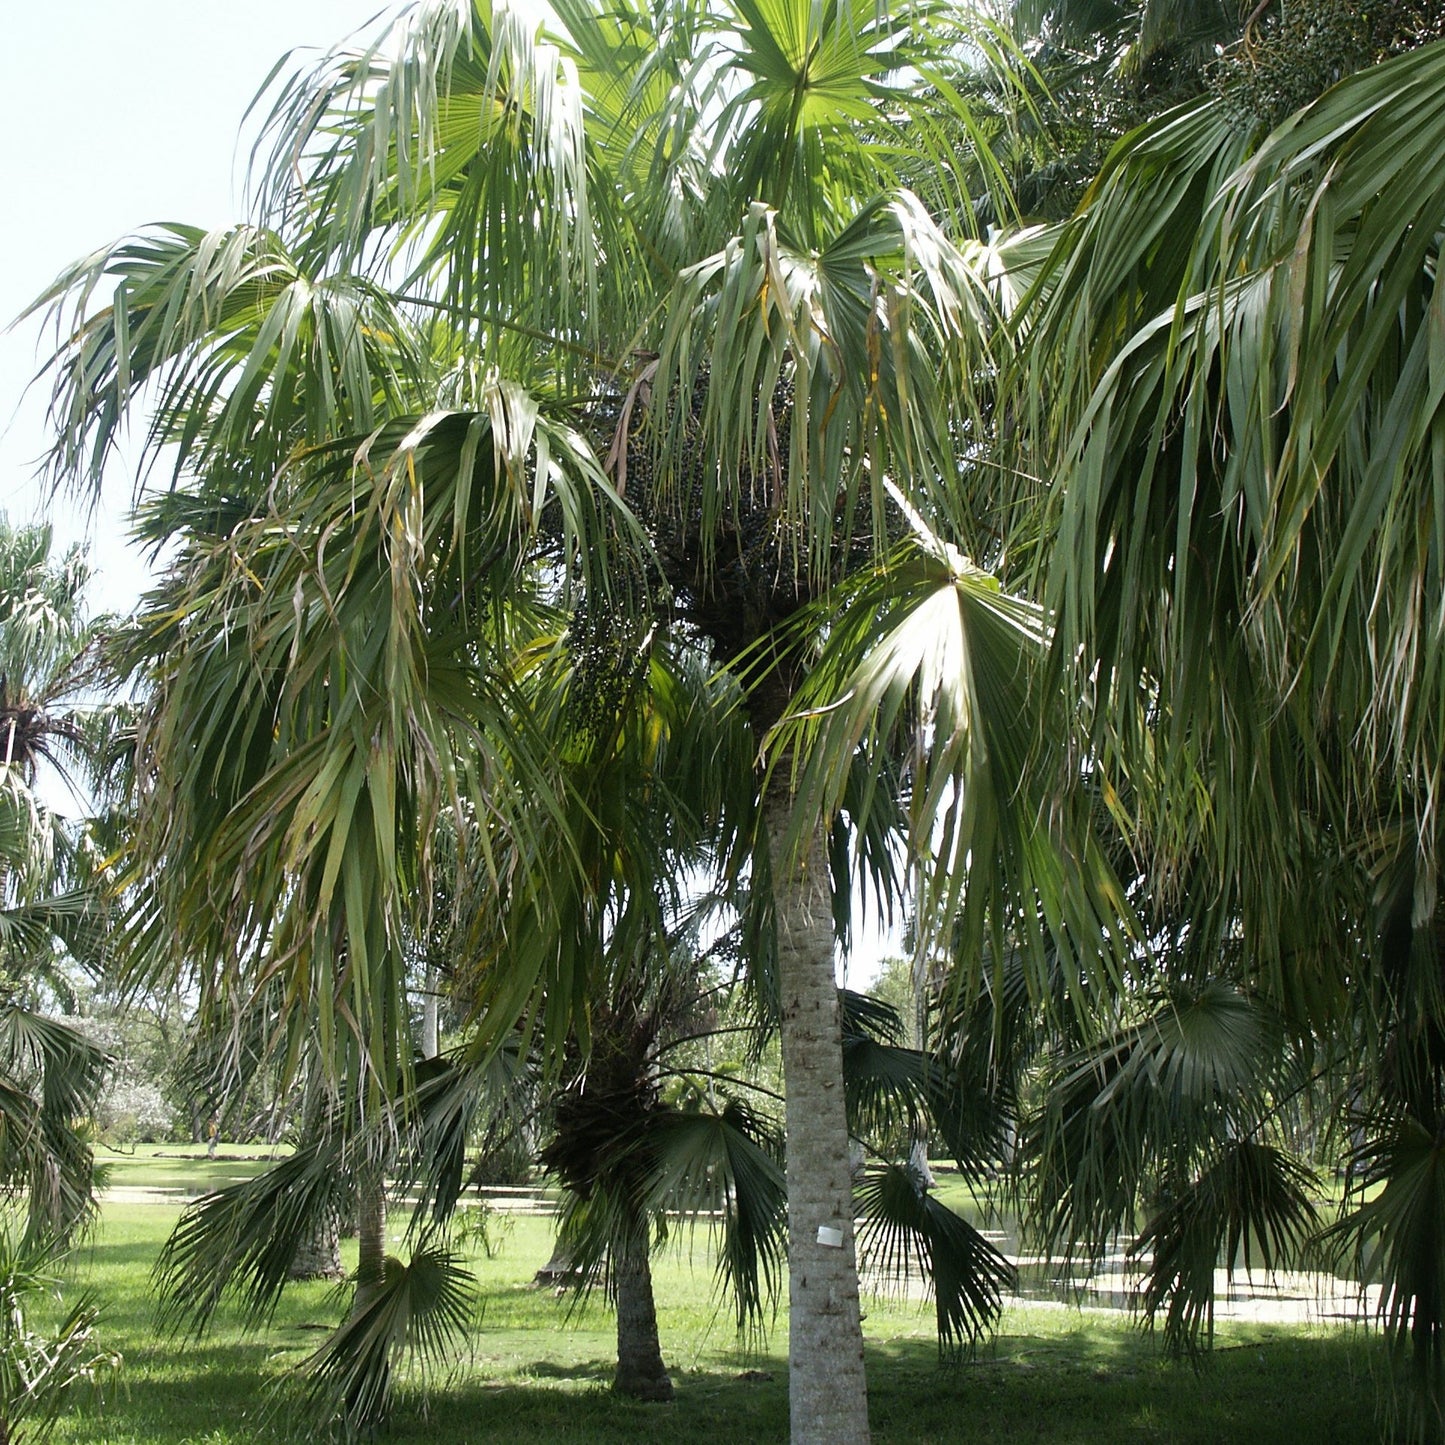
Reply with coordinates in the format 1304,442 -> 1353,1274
816,1224 -> 844,1248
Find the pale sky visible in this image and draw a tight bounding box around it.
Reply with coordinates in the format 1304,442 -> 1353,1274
0,1 -> 377,614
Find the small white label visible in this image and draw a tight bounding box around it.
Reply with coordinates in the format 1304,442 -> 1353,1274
816,1225 -> 844,1248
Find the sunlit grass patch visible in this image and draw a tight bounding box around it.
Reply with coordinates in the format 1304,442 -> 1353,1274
48,1156 -> 1389,1443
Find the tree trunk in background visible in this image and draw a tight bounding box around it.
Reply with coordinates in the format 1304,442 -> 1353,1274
769,797 -> 871,1445
422,964 -> 440,1060
354,1166 -> 387,1314
289,1206 -> 344,1281
289,1079 -> 344,1280
612,1243 -> 673,1401
533,1231 -> 579,1289
908,930 -> 935,1188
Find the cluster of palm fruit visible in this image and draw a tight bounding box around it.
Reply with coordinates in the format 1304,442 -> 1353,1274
593,370 -> 809,668
584,367 -> 886,694
557,592 -> 655,751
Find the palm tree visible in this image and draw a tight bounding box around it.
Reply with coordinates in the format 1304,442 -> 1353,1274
0,520 -> 98,793
990,28 -> 1445,1428
30,4 -> 1084,1439
0,520 -> 112,1246
0,772 -> 108,1247
461,608 -> 761,1404
538,961 -> 785,1403
0,521 -> 119,1445
751,21 -> 1445,1429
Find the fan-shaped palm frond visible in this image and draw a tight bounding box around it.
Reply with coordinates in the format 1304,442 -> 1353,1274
154,1133 -> 352,1336
254,0 -> 600,368
653,196 -> 1004,594
0,1009 -> 109,1247
644,1096 -> 787,1336
1015,40 -> 1445,938
1133,1139 -> 1320,1357
0,521 -> 111,803
299,1239 -> 478,1439
400,1042 -> 536,1229
778,527 -> 1130,1020
29,224 -> 428,498
458,616 -> 756,1057
112,389 -> 639,1097
1028,980 -> 1291,1259
1323,1113 -> 1445,1429
0,890 -> 103,976
927,948 -> 1039,1180
855,1160 -> 1016,1359
841,991 -> 932,1152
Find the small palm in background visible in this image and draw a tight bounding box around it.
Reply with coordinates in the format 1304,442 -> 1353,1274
0,517 -> 120,1440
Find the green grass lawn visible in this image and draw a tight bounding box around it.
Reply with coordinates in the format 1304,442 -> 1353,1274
47,1157 -> 1394,1443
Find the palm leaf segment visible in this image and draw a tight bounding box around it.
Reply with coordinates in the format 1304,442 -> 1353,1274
842,992 -> 1017,1357
1023,42 -> 1445,904
30,224 -> 423,498
1011,34 -> 1445,1387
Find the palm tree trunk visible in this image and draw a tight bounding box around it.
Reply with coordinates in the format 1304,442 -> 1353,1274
908,929 -> 934,1188
422,963 -> 440,1059
612,1242 -> 673,1401
289,1077 -> 344,1281
354,1164 -> 387,1314
289,1207 -> 344,1281
769,798 -> 871,1445
533,1231 -> 579,1288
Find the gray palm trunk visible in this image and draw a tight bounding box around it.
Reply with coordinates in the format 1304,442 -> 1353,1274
766,795 -> 871,1445
613,1242 -> 674,1401
289,1208 -> 344,1282
421,964 -> 440,1060
354,1165 -> 387,1314
907,936 -> 935,1189
533,1233 -> 579,1288
289,1078 -> 344,1281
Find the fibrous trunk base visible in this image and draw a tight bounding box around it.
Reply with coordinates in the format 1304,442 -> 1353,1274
613,1245 -> 673,1402
289,1207 -> 344,1281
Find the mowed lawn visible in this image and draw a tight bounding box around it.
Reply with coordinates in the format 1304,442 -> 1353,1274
49,1152 -> 1391,1443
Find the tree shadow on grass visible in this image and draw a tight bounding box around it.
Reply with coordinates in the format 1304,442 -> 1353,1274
863,1326 -> 1390,1444
382,1371 -> 790,1445
60,1339 -> 793,1444
518,1358 -> 613,1380
73,1239 -> 163,1273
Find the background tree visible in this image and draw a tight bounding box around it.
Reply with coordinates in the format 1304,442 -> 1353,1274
0,520 -> 119,1443
0,518 -> 113,1245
